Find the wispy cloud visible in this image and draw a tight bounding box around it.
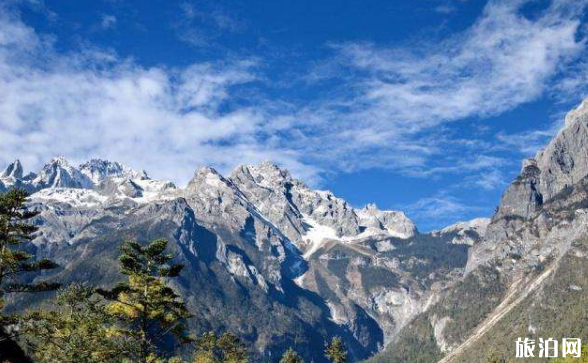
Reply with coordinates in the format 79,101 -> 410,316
252,0 -> 587,188
466,169 -> 509,191
174,1 -> 244,47
496,125 -> 561,155
100,14 -> 116,30
433,0 -> 468,14
1,0 -> 588,226
403,193 -> 485,230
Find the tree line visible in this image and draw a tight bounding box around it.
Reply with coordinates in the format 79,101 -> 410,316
0,189 -> 348,363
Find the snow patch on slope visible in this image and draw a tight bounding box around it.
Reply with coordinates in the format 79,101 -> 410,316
301,215 -> 340,258
31,188 -> 108,208
326,301 -> 349,325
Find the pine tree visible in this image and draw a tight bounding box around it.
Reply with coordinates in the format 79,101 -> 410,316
21,284 -> 135,363
97,238 -> 193,363
0,188 -> 59,360
217,333 -> 248,363
193,332 -> 219,363
324,337 -> 347,363
192,331 -> 248,363
279,348 -> 304,363
0,189 -> 59,316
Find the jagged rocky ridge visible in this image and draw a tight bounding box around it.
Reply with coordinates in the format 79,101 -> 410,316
1,156 -> 481,362
369,100 -> 588,363
10,94 -> 588,363
15,97 -> 588,363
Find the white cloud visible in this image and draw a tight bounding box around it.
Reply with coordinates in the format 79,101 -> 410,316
296,0 -> 587,172
0,7 -> 318,185
1,0 -> 587,205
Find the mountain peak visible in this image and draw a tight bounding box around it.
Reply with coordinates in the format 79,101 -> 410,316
438,217 -> 490,235
357,204 -> 417,239
0,159 -> 23,179
79,159 -> 147,183
51,156 -> 69,165
188,166 -> 234,191
232,162 -> 294,188
362,203 -> 379,212
258,160 -> 281,170
564,97 -> 588,129
194,166 -> 222,178
496,99 -> 588,219
34,157 -> 92,189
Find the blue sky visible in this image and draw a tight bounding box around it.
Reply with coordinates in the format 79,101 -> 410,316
1,0 -> 588,230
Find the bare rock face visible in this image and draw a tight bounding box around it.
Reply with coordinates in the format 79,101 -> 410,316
33,157 -> 93,189
536,100 -> 588,200
370,99 -> 588,363
1,159 -> 23,179
473,99 -> 588,271
496,100 -> 588,220
357,204 -> 418,239
79,159 -> 148,183
230,162 -> 361,242
230,163 -> 307,242
494,160 -> 543,219
2,156 -> 481,363
432,218 -> 490,246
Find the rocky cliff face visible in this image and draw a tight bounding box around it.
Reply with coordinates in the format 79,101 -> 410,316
16,94 -> 585,363
356,204 -> 417,239
495,100 -> 588,220
431,218 -> 490,246
2,156 -> 480,363
473,100 -> 588,272
370,100 -> 588,363
230,162 -> 361,243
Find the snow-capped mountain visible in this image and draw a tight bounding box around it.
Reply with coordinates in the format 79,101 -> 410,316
230,162 -> 361,243
33,157 -> 93,189
0,159 -> 24,179
79,159 -> 148,184
6,101 -> 588,363
0,157 -> 177,204
2,155 -> 482,363
2,157 -> 421,248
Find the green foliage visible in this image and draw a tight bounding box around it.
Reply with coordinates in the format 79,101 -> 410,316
325,337 -> 347,363
551,345 -> 588,363
21,284 -> 135,363
193,332 -> 220,363
0,189 -> 59,316
484,351 -> 507,363
382,233 -> 469,283
192,332 -> 248,363
279,348 -> 305,363
97,238 -> 193,363
217,333 -> 248,363
357,266 -> 399,290
450,239 -> 588,363
368,314 -> 442,363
